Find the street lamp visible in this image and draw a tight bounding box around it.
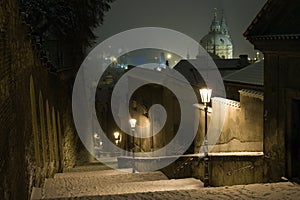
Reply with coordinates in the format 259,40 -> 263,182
93,133 -> 100,158
199,88 -> 212,187
129,118 -> 137,173
113,131 -> 121,145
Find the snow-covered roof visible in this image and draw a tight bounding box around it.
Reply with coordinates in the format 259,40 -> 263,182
223,61 -> 264,86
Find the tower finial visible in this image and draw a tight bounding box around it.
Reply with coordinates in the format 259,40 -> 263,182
214,8 -> 218,17
213,8 -> 218,22
210,8 -> 220,32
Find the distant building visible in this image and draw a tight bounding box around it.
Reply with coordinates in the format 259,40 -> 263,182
173,55 -> 250,89
111,49 -> 182,70
199,9 -> 233,59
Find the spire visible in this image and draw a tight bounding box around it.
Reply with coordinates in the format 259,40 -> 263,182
220,10 -> 230,39
214,8 -> 217,19
210,8 -> 220,32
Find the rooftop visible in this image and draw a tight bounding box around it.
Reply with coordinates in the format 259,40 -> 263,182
244,0 -> 300,40
223,61 -> 264,86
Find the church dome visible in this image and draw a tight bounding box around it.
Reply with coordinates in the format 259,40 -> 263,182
198,9 -> 233,59
200,32 -> 232,47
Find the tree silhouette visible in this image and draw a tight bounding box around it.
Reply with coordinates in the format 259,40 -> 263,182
20,0 -> 114,68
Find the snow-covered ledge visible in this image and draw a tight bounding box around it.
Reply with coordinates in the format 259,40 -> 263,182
198,152 -> 264,157
239,89 -> 264,101
118,152 -> 264,160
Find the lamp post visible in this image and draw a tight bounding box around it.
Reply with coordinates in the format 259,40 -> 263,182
113,131 -> 121,157
93,133 -> 100,158
199,88 -> 212,187
129,118 -> 137,173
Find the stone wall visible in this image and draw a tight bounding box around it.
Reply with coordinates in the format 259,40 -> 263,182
195,89 -> 264,154
193,89 -> 264,186
0,0 -> 78,199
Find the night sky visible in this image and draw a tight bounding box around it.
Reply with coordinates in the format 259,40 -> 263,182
92,0 -> 266,58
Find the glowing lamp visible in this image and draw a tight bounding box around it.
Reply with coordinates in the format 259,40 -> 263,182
129,118 -> 137,128
199,88 -> 212,104
113,131 -> 120,140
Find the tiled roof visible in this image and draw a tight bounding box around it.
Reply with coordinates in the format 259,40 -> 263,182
223,61 -> 264,86
244,0 -> 300,40
244,0 -> 273,38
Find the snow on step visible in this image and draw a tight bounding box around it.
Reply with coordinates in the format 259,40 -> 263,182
54,168 -> 134,179
44,171 -> 168,198
46,171 -> 168,187
43,178 -> 202,199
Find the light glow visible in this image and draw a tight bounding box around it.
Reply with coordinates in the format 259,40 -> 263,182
110,56 -> 117,62
94,133 -> 99,139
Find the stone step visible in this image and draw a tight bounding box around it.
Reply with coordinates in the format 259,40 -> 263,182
30,187 -> 42,200
43,178 -> 203,199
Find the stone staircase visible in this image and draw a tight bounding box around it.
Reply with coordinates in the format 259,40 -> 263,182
31,168 -> 203,199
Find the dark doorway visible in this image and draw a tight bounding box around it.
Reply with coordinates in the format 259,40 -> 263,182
290,99 -> 300,182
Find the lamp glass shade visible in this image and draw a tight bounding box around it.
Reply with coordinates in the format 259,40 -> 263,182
113,131 -> 120,140
129,118 -> 137,128
199,88 -> 212,103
